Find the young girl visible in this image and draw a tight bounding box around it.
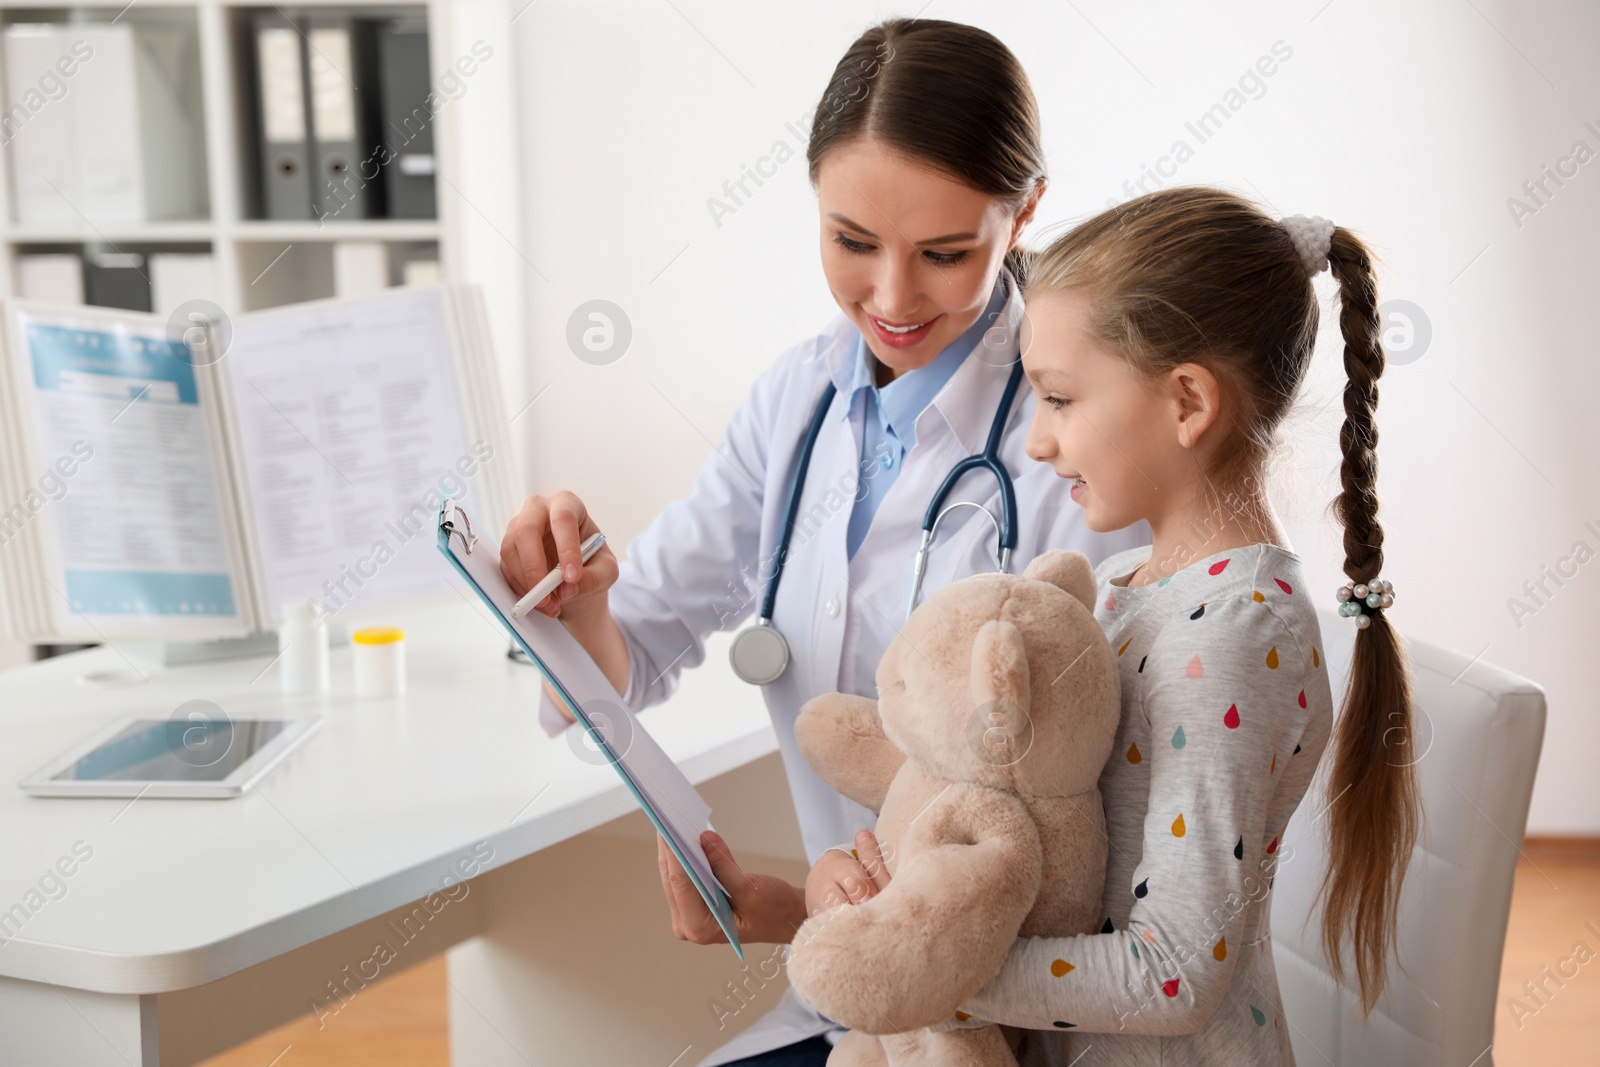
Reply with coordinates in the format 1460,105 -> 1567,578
832,186 -> 1419,1064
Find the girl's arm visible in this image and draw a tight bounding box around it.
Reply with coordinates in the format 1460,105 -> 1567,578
951,594 -> 1325,1035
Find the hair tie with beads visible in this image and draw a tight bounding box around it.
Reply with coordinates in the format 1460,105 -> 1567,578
1336,579 -> 1394,630
1280,214 -> 1335,276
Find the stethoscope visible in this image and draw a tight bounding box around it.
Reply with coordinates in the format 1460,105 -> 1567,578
728,357 -> 1025,686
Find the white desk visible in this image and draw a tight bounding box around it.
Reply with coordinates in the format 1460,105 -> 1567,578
0,600 -> 810,1066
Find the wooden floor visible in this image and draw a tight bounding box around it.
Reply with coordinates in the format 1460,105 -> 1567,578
197,958 -> 449,1067
200,840 -> 1600,1067
1490,838 -> 1600,1065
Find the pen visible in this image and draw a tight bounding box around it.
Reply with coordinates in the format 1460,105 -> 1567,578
510,531 -> 607,618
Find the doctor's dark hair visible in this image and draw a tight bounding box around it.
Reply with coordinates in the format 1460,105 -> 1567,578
805,18 -> 1045,286
1029,186 -> 1417,1015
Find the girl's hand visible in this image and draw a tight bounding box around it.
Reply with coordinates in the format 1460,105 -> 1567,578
656,830 -> 807,945
804,829 -> 893,914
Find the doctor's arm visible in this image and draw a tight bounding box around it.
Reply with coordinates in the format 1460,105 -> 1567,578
502,370 -> 776,719
500,354 -> 866,945
507,346 -> 810,725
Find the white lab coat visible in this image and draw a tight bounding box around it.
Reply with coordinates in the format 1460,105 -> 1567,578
538,269 -> 1151,1065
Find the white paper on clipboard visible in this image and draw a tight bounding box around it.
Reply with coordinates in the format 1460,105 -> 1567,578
434,498 -> 743,960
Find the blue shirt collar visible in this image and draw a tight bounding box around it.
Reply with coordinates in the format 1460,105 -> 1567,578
845,271 -> 1010,452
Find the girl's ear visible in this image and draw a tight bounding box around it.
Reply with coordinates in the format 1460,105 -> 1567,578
1168,362 -> 1224,451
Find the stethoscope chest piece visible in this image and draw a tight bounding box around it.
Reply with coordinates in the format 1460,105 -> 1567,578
729,619 -> 790,685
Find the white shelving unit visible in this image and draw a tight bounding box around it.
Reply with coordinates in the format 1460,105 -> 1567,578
0,0 -> 524,376
0,0 -> 527,667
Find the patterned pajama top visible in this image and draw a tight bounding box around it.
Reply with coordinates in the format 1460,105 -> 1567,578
954,542 -> 1335,1066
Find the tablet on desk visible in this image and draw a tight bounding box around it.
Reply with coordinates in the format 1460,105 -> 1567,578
20,716 -> 321,798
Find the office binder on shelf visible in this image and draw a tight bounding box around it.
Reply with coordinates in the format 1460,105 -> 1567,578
16,255 -> 84,304
4,22 -> 205,225
377,18 -> 436,219
71,25 -> 145,220
253,13 -> 314,220
0,284 -> 519,644
4,26 -> 80,225
5,24 -> 143,224
149,253 -> 218,316
306,17 -> 379,221
402,258 -> 442,286
435,499 -> 744,962
83,251 -> 152,312
333,241 -> 389,297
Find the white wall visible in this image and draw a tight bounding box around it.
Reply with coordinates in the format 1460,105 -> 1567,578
503,0 -> 1599,835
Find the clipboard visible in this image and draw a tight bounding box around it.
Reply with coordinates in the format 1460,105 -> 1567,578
435,498 -> 743,960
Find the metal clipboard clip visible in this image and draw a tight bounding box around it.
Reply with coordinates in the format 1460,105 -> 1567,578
440,498 -> 477,555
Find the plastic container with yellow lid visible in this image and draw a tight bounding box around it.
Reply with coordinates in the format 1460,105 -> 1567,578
351,627 -> 406,698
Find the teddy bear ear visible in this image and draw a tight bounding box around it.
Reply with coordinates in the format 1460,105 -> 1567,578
1022,550 -> 1097,613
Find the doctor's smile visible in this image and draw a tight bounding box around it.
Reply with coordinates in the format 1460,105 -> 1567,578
864,312 -> 940,346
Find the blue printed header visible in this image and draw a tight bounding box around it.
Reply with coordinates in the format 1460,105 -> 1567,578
26,321 -> 199,405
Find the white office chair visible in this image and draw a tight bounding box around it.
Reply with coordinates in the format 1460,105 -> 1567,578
1272,607 -> 1546,1067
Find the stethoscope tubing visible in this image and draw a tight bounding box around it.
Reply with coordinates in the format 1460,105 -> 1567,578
917,359 -> 1024,553
758,380 -> 839,626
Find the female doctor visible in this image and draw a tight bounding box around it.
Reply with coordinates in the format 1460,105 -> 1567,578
499,18 -> 1149,1067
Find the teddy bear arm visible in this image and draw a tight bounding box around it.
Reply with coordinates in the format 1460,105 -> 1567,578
795,692 -> 907,813
786,784 -> 1043,1033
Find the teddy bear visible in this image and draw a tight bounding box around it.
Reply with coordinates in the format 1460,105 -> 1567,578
785,549 -> 1121,1067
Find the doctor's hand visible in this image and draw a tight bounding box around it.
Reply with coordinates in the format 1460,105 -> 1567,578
501,491 -> 619,621
502,492 -> 631,699
657,830 -> 808,946
804,829 -> 892,914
